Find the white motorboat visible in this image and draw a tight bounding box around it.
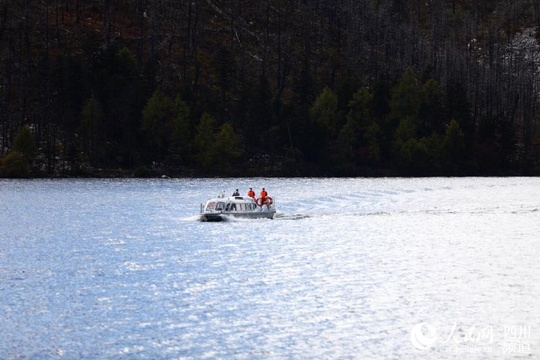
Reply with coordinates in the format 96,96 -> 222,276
200,191 -> 276,222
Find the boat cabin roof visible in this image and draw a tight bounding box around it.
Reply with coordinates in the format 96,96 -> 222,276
206,196 -> 255,204
229,196 -> 255,203
203,195 -> 260,212
231,196 -> 252,201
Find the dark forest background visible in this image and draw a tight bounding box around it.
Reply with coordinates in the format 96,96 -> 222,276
1,0 -> 540,177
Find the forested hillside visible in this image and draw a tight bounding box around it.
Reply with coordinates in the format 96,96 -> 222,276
1,0 -> 540,177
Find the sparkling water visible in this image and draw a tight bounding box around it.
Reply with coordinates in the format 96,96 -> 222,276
1,177 -> 539,359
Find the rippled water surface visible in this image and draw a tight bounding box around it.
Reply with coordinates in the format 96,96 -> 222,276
1,177 -> 539,359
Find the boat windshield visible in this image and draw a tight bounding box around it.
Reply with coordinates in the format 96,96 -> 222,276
205,201 -> 216,211
216,202 -> 226,211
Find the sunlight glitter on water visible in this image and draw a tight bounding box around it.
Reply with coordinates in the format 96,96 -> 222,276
1,177 -> 539,359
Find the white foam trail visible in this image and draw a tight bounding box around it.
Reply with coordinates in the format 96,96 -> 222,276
274,213 -> 311,221
180,215 -> 203,222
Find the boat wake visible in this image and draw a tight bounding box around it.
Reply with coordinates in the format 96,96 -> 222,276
180,215 -> 205,222
189,182 -> 539,223
274,213 -> 311,221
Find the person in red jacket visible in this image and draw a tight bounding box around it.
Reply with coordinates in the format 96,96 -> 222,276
247,188 -> 255,198
260,188 -> 268,202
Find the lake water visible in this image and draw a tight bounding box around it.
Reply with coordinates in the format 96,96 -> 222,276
1,177 -> 539,359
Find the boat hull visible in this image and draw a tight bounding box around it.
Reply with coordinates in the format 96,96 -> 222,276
200,210 -> 275,222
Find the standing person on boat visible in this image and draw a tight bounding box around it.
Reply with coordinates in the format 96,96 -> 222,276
247,187 -> 255,198
232,189 -> 240,196
260,188 -> 268,203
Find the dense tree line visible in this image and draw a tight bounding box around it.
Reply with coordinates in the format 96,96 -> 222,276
1,0 -> 540,177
